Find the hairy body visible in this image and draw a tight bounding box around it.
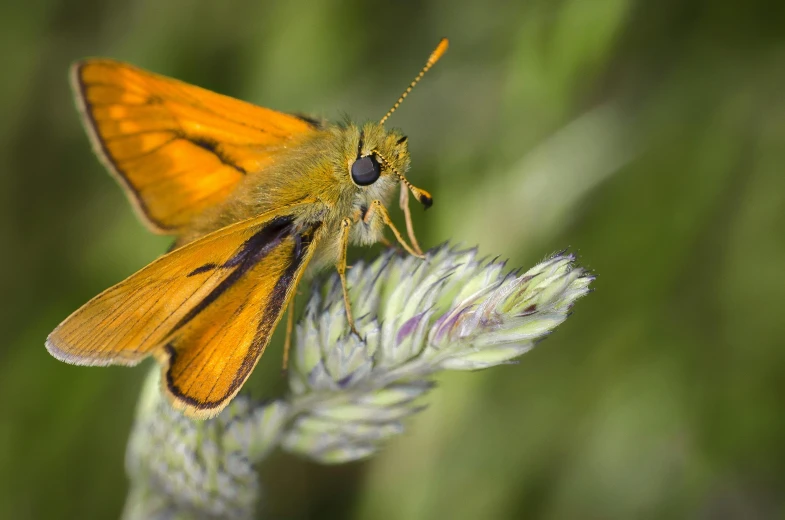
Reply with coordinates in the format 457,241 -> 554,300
182,122 -> 409,273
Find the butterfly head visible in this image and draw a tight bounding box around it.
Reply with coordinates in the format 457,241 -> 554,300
343,38 -> 448,209
346,122 -> 431,209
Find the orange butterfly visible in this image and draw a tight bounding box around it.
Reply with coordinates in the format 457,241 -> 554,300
47,39 -> 448,418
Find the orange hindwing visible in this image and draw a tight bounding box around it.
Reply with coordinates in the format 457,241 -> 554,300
47,204 -> 322,418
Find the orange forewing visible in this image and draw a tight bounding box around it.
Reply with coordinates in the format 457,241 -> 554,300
47,206 -> 322,418
71,59 -> 318,234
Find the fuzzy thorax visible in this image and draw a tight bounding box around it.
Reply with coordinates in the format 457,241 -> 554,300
182,121 -> 414,265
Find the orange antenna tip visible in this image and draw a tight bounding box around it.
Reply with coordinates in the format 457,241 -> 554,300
428,38 -> 449,67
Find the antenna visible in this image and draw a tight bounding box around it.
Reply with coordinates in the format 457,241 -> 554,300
379,38 -> 449,126
373,150 -> 433,208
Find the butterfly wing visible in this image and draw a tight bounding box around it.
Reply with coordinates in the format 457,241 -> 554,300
47,204 -> 323,418
71,59 -> 319,234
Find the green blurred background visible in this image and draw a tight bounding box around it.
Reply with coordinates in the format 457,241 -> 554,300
2,0 -> 784,518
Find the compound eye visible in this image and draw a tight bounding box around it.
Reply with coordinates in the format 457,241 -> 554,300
350,155 -> 381,186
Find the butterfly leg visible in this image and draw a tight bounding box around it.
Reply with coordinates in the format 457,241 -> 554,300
399,184 -> 424,256
282,293 -> 296,372
365,200 -> 425,259
337,217 -> 361,337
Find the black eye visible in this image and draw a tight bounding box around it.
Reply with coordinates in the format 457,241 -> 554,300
350,155 -> 381,186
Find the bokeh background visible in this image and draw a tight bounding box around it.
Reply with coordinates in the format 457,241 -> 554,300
2,0 -> 784,518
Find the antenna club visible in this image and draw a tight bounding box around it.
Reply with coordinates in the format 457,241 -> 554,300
373,150 -> 433,208
428,38 -> 449,67
413,187 -> 433,209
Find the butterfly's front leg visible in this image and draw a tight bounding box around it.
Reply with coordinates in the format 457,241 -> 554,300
336,217 -> 361,338
363,200 -> 424,259
398,185 -> 424,256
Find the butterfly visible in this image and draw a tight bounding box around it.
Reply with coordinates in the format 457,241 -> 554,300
46,39 -> 448,418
